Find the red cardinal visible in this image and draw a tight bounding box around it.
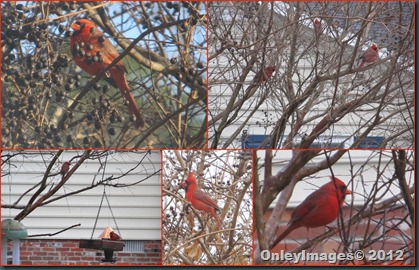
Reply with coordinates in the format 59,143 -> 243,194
259,66 -> 276,82
70,19 -> 144,128
110,231 -> 125,246
181,172 -> 223,229
357,44 -> 379,72
270,177 -> 351,249
60,161 -> 70,179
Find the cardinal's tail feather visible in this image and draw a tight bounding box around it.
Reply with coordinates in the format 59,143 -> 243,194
112,70 -> 145,128
357,61 -> 365,72
269,225 -> 295,250
210,208 -> 223,230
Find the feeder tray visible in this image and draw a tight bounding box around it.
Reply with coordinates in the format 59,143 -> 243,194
79,239 -> 124,251
79,239 -> 124,263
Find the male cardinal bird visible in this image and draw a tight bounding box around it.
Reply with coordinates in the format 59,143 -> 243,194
60,161 -> 70,179
70,19 -> 144,128
357,44 -> 379,72
259,66 -> 276,82
270,177 -> 351,249
181,172 -> 223,229
109,231 -> 125,246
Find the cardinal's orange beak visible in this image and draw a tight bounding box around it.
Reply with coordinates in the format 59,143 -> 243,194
71,23 -> 81,31
180,181 -> 187,188
345,188 -> 352,195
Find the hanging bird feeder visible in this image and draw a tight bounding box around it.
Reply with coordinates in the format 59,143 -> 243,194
79,227 -> 124,263
78,189 -> 125,263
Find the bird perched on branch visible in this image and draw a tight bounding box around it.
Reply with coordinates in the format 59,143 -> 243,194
60,162 -> 70,179
357,44 -> 379,72
258,66 -> 276,82
181,172 -> 223,229
270,177 -> 351,250
70,19 -> 144,128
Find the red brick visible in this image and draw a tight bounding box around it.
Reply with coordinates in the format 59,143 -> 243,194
146,252 -> 160,257
62,242 -> 77,248
132,253 -> 146,257
42,256 -> 56,260
47,261 -> 61,265
34,251 -> 48,256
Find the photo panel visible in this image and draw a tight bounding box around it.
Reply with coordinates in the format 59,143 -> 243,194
2,1 -> 207,149
208,2 -> 414,149
254,149 -> 414,266
1,150 -> 161,265
162,149 -> 253,265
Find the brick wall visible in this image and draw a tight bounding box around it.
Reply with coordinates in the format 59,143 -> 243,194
5,239 -> 161,265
